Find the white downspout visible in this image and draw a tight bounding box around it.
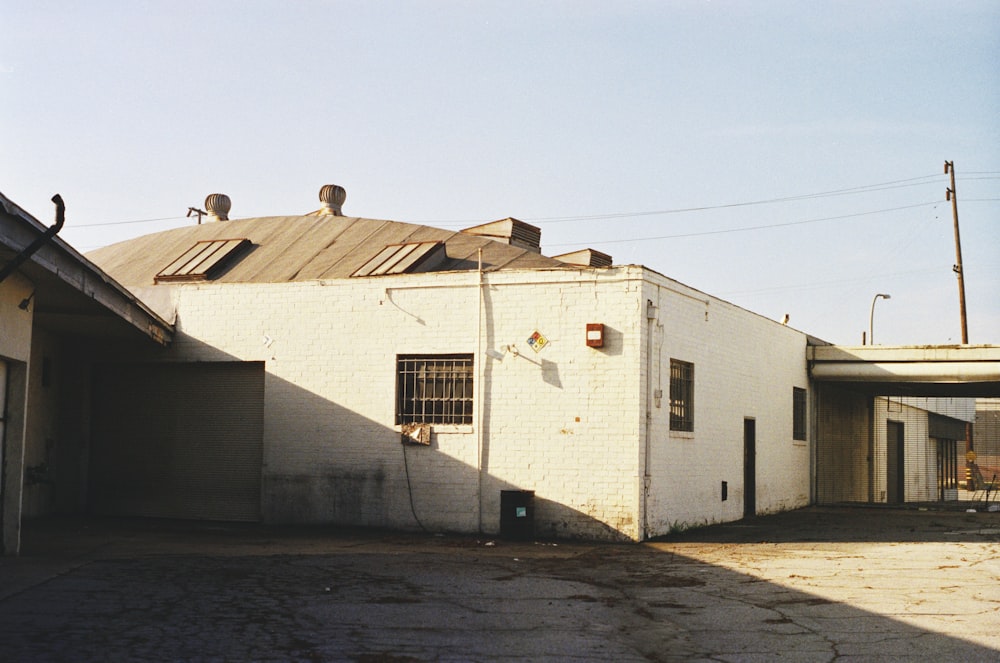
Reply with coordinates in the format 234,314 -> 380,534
476,248 -> 485,533
643,295 -> 657,540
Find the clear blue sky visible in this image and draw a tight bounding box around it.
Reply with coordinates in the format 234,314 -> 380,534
3,1 -> 998,345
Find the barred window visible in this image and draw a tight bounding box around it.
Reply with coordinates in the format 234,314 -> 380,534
793,387 -> 807,441
396,354 -> 474,425
669,359 -> 694,432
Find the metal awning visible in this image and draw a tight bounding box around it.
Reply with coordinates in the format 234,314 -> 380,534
808,345 -> 1000,396
1,192 -> 174,345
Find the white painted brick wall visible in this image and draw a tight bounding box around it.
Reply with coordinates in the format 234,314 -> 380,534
641,276 -> 811,535
140,264 -> 812,541
163,267 -> 648,540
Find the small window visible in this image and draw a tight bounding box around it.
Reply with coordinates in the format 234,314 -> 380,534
669,359 -> 694,432
793,387 -> 807,441
397,354 -> 474,425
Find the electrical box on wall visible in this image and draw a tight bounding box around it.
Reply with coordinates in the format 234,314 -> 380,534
586,323 -> 604,348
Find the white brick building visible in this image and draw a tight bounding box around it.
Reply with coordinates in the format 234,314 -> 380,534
69,189 -> 812,541
8,187 -> 996,551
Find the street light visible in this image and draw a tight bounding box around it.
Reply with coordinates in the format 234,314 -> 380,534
868,293 -> 891,345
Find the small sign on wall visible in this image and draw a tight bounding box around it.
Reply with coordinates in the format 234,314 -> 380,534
527,330 -> 549,352
586,323 -> 604,348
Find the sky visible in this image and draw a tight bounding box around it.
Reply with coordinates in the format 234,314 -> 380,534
2,1 -> 998,346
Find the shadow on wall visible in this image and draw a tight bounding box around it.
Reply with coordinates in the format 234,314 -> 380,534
60,333 -> 635,542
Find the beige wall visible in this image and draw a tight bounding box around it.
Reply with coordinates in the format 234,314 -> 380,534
0,273 -> 33,553
0,273 -> 33,361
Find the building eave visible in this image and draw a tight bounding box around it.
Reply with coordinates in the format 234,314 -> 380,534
0,192 -> 174,346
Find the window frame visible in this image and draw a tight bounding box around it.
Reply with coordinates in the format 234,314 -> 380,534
396,354 -> 475,426
793,387 -> 807,441
669,358 -> 694,432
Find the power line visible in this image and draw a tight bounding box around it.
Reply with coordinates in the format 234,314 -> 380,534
718,266 -> 944,297
525,177 -> 941,225
423,174 -> 942,227
74,215 -> 185,228
546,201 -> 940,248
61,172 -> 994,231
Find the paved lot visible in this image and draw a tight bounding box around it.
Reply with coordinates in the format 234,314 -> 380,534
1,506 -> 998,661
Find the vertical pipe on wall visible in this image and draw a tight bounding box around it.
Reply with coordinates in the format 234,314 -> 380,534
476,248 -> 484,534
642,290 -> 658,539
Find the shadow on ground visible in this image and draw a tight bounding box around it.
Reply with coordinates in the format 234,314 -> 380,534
0,507 -> 996,661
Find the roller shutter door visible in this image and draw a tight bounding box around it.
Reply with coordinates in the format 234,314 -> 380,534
90,362 -> 264,521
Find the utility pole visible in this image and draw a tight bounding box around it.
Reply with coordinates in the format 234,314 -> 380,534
944,161 -> 969,344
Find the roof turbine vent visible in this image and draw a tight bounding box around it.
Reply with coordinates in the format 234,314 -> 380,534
319,184 -> 346,216
205,193 -> 231,222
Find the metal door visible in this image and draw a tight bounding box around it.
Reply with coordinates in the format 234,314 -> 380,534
744,418 -> 756,518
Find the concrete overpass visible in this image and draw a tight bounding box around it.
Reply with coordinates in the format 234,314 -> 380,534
808,344 -> 1000,397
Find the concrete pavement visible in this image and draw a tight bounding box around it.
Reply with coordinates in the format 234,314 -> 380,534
0,507 -> 998,661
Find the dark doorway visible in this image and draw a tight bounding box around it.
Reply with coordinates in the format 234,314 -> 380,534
744,418 -> 756,518
937,438 -> 958,501
887,420 -> 905,504
90,361 -> 265,521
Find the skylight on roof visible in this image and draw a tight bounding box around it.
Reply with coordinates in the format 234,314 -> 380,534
352,241 -> 446,277
155,238 -> 251,283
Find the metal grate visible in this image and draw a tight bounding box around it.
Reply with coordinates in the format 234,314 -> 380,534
397,354 -> 474,425
669,359 -> 694,432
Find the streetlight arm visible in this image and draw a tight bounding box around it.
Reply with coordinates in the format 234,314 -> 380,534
868,293 -> 891,346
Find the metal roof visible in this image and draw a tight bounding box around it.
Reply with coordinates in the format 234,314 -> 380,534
87,215 -> 574,287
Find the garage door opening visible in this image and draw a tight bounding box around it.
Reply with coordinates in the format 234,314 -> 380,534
89,362 -> 265,522
815,386 -> 998,507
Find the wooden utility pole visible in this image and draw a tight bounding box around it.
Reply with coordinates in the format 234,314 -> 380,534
944,161 -> 969,344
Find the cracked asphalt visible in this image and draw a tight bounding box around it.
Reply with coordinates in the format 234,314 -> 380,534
0,506 -> 998,661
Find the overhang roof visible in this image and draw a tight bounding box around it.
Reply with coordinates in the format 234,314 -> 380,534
808,344 -> 1000,397
87,214 -> 573,287
0,192 -> 173,345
